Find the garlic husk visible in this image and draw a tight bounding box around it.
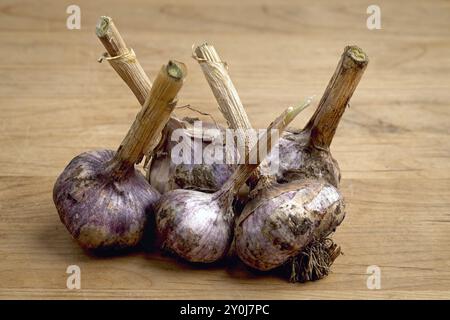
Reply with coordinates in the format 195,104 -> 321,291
235,179 -> 345,271
148,117 -> 235,193
53,150 -> 159,250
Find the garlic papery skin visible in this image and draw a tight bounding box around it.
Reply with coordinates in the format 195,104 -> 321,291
235,179 -> 345,271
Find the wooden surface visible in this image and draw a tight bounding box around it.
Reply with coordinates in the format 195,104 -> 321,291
0,0 -> 449,299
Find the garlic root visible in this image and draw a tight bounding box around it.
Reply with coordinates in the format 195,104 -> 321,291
287,237 -> 341,283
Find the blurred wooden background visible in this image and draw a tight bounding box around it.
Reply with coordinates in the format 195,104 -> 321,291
0,0 -> 449,299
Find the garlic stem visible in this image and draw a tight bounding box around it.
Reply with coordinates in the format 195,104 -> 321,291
221,99 -> 311,195
305,45 -> 368,149
193,43 -> 255,162
96,16 -> 152,106
110,61 -> 186,175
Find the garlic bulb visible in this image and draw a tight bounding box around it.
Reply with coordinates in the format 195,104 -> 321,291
53,150 -> 160,250
150,42 -> 261,195
53,61 -> 186,250
156,188 -> 234,262
235,179 -> 345,271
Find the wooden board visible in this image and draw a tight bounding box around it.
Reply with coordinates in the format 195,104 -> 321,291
0,0 -> 449,299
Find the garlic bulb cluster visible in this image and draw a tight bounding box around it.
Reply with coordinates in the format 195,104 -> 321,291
52,16 -> 371,283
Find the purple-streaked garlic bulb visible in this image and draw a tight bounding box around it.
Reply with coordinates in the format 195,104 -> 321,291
156,187 -> 234,262
235,179 -> 345,274
266,46 -> 369,188
53,150 -> 159,250
155,102 -> 310,263
53,61 -> 186,250
148,117 -> 235,194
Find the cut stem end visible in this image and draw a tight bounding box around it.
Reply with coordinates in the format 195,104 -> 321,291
167,61 -> 186,80
346,45 -> 369,65
95,16 -> 111,38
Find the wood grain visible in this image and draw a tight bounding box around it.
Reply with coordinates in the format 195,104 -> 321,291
0,0 -> 449,299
